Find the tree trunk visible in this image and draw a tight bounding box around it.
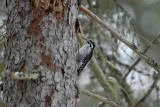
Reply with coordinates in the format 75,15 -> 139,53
3,0 -> 78,106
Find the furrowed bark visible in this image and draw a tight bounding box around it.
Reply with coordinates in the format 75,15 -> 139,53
3,0 -> 78,106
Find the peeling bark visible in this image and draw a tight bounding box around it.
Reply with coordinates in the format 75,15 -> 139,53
3,0 -> 78,106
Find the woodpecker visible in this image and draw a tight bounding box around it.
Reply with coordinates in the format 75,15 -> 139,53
77,37 -> 96,75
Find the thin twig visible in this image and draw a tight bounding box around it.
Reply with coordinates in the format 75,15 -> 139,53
77,23 -> 125,106
79,89 -> 118,107
0,36 -> 6,44
93,20 -> 135,61
0,66 -> 48,80
92,21 -> 134,105
0,22 -> 6,29
79,5 -> 160,73
134,72 -> 160,107
107,16 -> 160,52
122,35 -> 160,82
0,70 -> 39,80
95,50 -> 123,79
78,21 -> 133,105
121,46 -> 150,82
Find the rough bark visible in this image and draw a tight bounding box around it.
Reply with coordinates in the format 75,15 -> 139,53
3,0 -> 78,106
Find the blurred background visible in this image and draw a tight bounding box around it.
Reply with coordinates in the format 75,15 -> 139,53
1,0 -> 160,107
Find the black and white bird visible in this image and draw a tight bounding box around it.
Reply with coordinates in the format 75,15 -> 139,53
77,37 -> 96,75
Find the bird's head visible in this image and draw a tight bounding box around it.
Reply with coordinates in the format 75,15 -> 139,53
87,40 -> 96,50
82,36 -> 96,50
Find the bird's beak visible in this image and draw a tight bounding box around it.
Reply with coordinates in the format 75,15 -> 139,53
82,36 -> 89,43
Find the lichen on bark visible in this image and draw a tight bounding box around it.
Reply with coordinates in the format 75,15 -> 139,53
3,0 -> 79,106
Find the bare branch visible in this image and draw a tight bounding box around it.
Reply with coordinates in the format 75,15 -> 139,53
79,5 -> 160,73
79,88 -> 118,107
0,22 -> 6,30
134,72 -> 160,107
77,23 -> 125,106
122,46 -> 150,82
0,66 -> 50,81
122,35 -> 160,82
0,70 -> 39,80
94,50 -> 123,79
